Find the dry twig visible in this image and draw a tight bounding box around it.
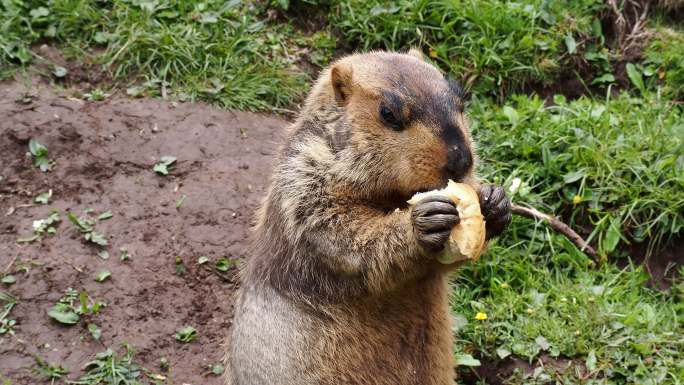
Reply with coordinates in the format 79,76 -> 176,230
511,203 -> 598,261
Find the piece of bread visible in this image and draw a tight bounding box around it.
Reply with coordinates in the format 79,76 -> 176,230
408,180 -> 486,264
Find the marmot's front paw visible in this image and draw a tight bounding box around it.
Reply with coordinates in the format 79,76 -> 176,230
478,184 -> 512,239
411,195 -> 460,253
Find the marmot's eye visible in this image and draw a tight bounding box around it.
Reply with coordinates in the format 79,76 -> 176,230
379,104 -> 402,130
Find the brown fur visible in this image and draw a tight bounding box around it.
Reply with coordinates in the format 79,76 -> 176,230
227,51 -> 483,385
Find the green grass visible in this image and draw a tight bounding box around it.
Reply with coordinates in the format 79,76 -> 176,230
69,345 -> 144,385
471,92 -> 684,256
451,234 -> 684,384
448,91 -> 684,383
0,0 -> 316,110
0,291 -> 18,336
321,0 -> 607,98
644,27 -> 684,101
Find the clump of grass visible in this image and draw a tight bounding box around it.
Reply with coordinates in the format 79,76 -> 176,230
325,0 -> 605,97
174,325 -> 198,343
28,139 -> 54,172
0,291 -> 18,335
0,1 -> 309,110
47,288 -> 104,326
451,228 -> 684,384
33,357 -> 68,385
69,345 -> 143,385
17,210 -> 61,244
450,91 -> 684,383
470,92 -> 683,255
67,210 -> 111,247
644,27 -> 684,101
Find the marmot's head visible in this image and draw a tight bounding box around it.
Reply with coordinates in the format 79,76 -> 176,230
301,50 -> 475,204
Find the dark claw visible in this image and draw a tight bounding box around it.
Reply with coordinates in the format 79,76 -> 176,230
414,214 -> 460,233
478,184 -> 512,239
418,231 -> 452,253
411,195 -> 460,252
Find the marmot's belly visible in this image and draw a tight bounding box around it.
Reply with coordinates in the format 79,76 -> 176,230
228,278 -> 455,385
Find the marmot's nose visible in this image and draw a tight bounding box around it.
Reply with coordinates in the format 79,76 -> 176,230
445,145 -> 473,178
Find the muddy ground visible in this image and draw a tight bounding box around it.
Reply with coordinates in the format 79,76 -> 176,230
0,80 -> 286,384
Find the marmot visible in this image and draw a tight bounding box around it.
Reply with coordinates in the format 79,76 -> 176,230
227,50 -> 511,385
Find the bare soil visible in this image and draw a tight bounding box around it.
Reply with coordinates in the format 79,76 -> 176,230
0,80 -> 286,384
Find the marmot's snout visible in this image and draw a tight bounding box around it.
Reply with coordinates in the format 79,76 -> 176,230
445,144 -> 473,181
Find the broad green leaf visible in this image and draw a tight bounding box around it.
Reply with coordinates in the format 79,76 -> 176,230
35,157 -> 52,172
455,354 -> 481,367
210,363 -> 225,375
563,169 -> 585,184
29,7 -> 49,18
85,231 -> 108,246
28,139 -> 48,157
67,212 -> 93,232
586,350 -> 597,372
88,323 -> 102,340
95,270 -> 111,282
93,31 -> 109,44
35,190 -> 52,204
153,156 -> 177,175
496,347 -> 511,359
564,34 -> 577,54
626,63 -> 645,93
502,106 -> 519,125
153,163 -> 170,175
98,211 -> 113,220
126,86 -> 144,97
216,257 -> 235,272
53,66 -> 68,78
602,217 -> 622,254
175,325 -> 197,343
48,304 -> 80,325
592,73 -> 615,84
535,335 -> 550,351
1,275 -> 16,284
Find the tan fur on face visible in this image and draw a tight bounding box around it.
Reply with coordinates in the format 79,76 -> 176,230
311,51 -> 474,201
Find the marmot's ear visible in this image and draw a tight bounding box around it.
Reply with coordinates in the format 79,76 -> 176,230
331,63 -> 353,106
407,48 -> 425,62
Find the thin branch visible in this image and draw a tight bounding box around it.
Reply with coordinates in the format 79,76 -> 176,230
511,204 -> 598,261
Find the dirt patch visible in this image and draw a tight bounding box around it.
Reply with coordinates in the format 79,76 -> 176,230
624,237 -> 684,290
0,79 -> 286,384
29,44 -> 113,93
460,354 -> 585,385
